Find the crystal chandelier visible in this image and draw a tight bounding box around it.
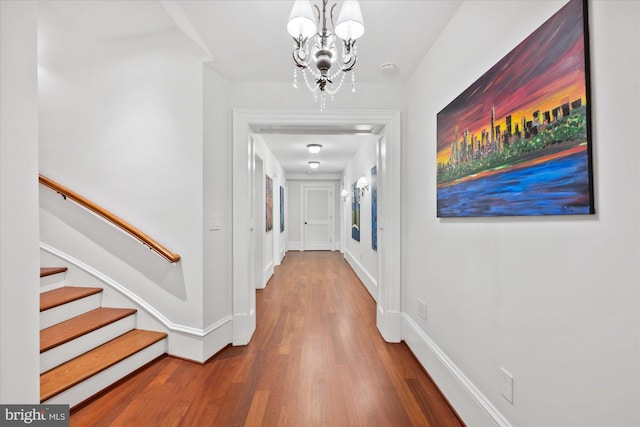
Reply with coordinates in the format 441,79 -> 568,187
287,0 -> 364,110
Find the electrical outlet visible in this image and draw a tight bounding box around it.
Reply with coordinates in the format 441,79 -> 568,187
417,298 -> 427,320
500,368 -> 514,403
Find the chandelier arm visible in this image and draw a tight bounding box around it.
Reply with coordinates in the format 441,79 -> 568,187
292,48 -> 311,69
320,0 -> 329,34
340,55 -> 357,72
292,34 -> 312,68
292,35 -> 305,49
313,4 -> 321,29
329,3 -> 337,31
337,40 -> 357,71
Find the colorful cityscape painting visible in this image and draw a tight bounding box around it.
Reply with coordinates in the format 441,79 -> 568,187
436,0 -> 594,217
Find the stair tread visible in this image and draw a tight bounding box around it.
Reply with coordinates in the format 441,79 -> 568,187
40,267 -> 68,278
40,307 -> 138,353
40,329 -> 167,402
40,286 -> 103,312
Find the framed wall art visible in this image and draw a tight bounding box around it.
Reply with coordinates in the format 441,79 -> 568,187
265,175 -> 273,232
351,180 -> 360,241
371,165 -> 377,251
280,185 -> 285,233
436,0 -> 594,217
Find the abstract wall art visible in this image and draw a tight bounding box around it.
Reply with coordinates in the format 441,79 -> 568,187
280,185 -> 285,233
436,0 -> 594,217
265,175 -> 273,232
371,165 -> 377,251
351,180 -> 360,241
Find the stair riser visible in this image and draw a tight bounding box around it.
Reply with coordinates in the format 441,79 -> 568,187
41,315 -> 136,374
40,294 -> 102,330
40,274 -> 66,290
42,339 -> 167,408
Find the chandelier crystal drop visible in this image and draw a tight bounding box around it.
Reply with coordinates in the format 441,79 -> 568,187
287,0 -> 364,110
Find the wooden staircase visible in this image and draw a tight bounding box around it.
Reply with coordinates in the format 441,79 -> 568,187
39,267 -> 167,408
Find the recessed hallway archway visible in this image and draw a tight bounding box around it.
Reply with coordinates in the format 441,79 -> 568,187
232,109 -> 402,346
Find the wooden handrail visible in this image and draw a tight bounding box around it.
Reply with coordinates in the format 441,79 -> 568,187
39,174 -> 181,263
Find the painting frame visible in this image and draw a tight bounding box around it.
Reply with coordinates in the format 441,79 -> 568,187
436,0 -> 594,218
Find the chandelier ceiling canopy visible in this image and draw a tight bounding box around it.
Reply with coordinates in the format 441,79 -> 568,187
287,0 -> 364,109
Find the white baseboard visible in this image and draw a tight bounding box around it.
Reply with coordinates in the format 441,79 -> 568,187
402,314 -> 511,427
168,315 -> 232,363
288,241 -> 300,251
376,306 -> 402,343
262,261 -> 274,288
343,248 -> 377,301
203,318 -> 233,361
232,310 -> 255,346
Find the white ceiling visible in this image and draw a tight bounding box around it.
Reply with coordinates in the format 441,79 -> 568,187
178,0 -> 462,85
259,132 -> 378,175
39,0 -> 463,175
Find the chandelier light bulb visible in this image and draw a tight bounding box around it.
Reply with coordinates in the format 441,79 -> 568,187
308,161 -> 320,169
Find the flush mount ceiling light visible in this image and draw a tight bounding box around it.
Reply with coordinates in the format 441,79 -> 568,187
308,161 -> 320,169
306,143 -> 323,154
288,0 -> 364,110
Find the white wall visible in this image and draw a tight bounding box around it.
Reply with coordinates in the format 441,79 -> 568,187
0,0 -> 40,403
343,137 -> 379,300
287,180 -> 301,250
402,1 -> 640,426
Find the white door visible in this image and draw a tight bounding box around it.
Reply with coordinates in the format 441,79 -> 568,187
303,186 -> 332,251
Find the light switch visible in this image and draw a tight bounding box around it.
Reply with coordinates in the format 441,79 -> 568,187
209,215 -> 221,231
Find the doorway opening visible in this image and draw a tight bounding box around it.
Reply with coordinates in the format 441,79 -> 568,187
232,109 -> 401,346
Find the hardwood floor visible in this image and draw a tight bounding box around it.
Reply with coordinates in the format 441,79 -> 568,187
71,251 -> 463,426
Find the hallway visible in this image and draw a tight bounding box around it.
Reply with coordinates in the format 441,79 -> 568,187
70,251 -> 462,426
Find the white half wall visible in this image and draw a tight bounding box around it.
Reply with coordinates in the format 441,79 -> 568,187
403,1 -> 640,426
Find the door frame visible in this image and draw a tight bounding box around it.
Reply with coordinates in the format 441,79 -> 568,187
232,109 -> 401,345
301,182 -> 335,251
